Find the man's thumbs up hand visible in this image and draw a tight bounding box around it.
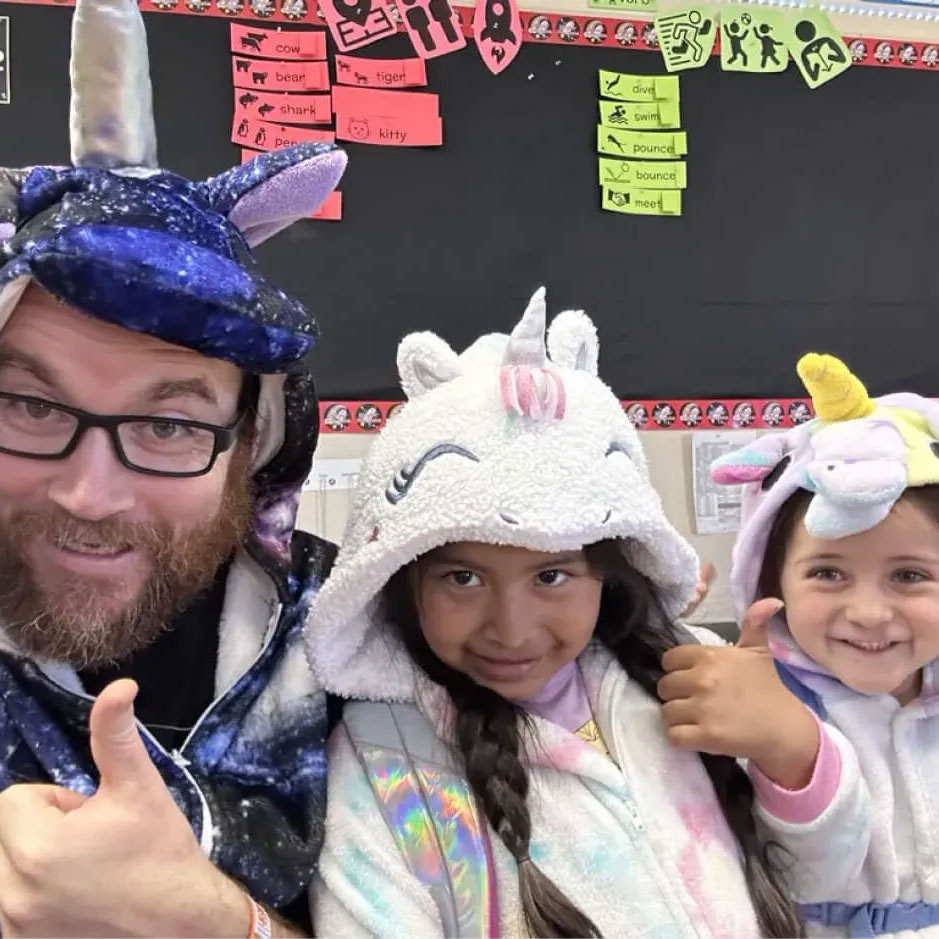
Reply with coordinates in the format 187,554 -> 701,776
0,680 -> 252,937
88,679 -> 166,804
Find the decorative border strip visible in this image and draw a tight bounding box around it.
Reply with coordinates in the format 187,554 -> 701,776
5,0 -> 938,70
318,397 -> 819,432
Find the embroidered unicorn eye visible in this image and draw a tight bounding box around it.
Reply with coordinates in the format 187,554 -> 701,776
931,441 -> 939,459
385,443 -> 479,505
606,442 -> 630,458
761,455 -> 792,491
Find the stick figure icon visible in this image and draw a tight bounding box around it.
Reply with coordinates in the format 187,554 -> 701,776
757,22 -> 783,67
723,19 -> 749,66
669,9 -> 711,63
607,104 -> 628,124
794,19 -> 846,81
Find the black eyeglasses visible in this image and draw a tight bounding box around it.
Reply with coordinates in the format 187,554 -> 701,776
0,392 -> 244,478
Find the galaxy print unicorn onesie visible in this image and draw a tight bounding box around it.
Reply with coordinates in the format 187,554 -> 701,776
0,0 -> 346,917
712,355 -> 939,938
306,289 -> 763,937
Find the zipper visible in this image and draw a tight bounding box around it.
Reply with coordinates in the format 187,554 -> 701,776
40,679 -> 217,857
36,598 -> 283,861
621,794 -> 645,831
598,664 -> 707,935
142,720 -> 214,857
176,599 -> 283,755
173,598 -> 282,857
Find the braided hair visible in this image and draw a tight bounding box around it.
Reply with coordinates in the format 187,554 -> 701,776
383,541 -> 803,938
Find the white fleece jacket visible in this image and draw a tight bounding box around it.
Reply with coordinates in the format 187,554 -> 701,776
752,627 -> 939,939
307,290 -> 759,936
312,641 -> 760,938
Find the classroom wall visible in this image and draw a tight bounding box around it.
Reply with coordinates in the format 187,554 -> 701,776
297,428 -> 743,627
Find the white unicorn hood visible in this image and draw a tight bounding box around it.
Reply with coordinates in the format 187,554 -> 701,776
307,288 -> 699,701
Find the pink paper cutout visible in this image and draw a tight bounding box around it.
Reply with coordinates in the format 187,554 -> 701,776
229,23 -> 326,60
335,54 -> 428,87
472,0 -> 521,74
397,0 -> 466,59
310,191 -> 343,220
332,85 -> 439,119
234,88 -> 332,125
231,57 -> 329,92
334,109 -> 443,146
232,116 -> 336,150
317,0 -> 398,52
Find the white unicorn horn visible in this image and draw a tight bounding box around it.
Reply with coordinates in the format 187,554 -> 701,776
503,286 -> 547,366
69,0 -> 158,168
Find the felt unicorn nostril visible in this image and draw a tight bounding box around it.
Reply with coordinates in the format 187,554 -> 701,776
761,455 -> 792,491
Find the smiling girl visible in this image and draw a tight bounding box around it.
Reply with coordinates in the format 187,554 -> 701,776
305,289 -> 801,938
697,353 -> 939,937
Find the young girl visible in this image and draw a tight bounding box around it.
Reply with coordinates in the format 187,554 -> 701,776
691,353 -> 939,937
305,288 -> 801,937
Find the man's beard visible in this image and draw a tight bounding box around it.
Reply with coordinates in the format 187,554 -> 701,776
0,445 -> 254,669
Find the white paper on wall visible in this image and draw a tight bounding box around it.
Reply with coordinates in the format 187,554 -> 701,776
303,457 -> 363,493
690,430 -> 758,535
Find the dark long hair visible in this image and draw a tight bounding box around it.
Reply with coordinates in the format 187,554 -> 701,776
383,541 -> 804,938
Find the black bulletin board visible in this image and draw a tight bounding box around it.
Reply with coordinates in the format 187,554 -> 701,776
2,2 -> 938,400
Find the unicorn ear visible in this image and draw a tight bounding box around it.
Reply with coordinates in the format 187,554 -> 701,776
398,332 -> 461,400
547,309 -> 599,375
200,144 -> 347,248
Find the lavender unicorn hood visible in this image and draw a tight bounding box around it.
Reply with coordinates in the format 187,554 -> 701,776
0,0 -> 347,570
307,287 -> 699,701
711,353 -> 939,618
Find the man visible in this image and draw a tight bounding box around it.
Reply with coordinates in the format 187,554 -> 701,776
0,0 -> 346,933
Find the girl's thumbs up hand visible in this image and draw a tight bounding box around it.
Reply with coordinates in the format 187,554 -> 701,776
658,600 -> 820,789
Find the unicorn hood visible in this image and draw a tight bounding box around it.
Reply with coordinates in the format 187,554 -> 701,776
711,353 -> 939,617
307,287 -> 699,701
0,0 -> 347,572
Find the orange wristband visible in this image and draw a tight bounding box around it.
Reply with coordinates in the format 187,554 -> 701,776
246,894 -> 273,939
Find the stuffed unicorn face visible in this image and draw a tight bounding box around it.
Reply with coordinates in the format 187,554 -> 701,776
803,419 -> 908,536
711,353 -> 939,616
307,287 -> 699,701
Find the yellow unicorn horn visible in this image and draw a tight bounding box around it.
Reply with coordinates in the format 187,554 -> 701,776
797,353 -> 875,422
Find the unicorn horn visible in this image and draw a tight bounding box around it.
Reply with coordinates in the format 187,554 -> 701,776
504,287 -> 547,366
797,353 -> 875,422
69,0 -> 158,169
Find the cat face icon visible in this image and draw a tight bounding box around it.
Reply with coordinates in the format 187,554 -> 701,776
348,117 -> 369,140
